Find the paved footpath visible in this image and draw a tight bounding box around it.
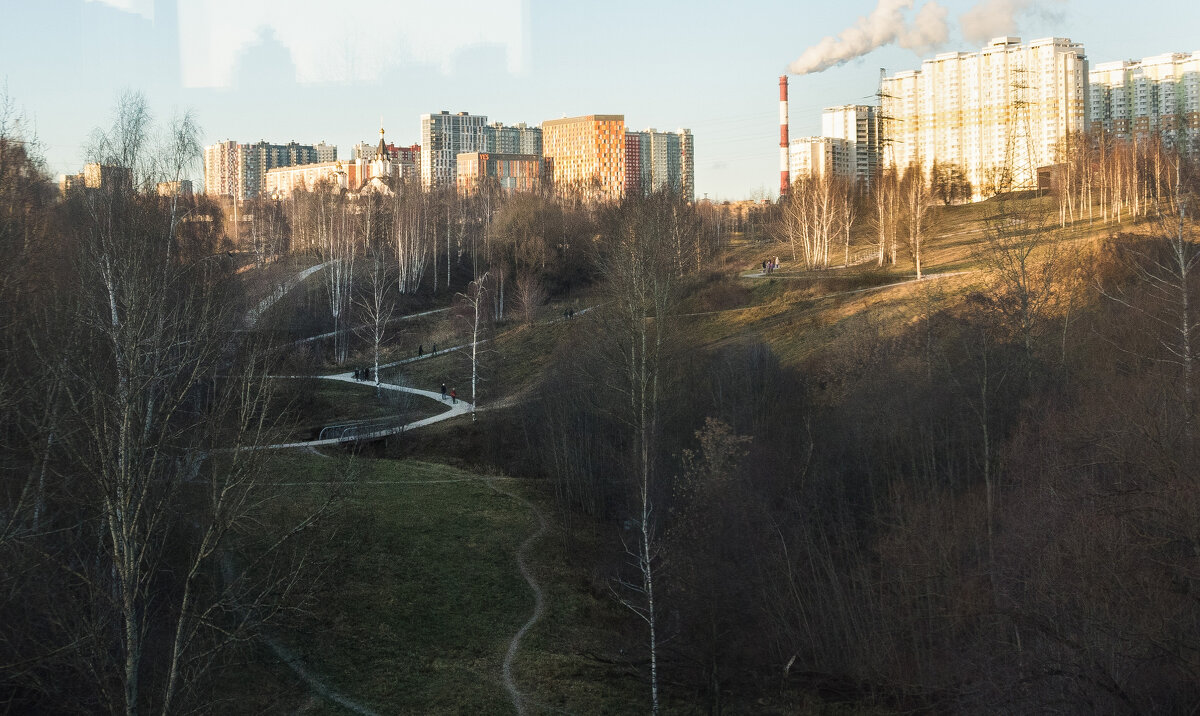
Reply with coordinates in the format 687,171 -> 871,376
259,372 -> 473,450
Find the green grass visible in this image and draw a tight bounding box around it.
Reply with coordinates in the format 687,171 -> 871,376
254,455 -> 533,714
378,317 -> 571,408
272,378 -> 445,440
234,452 -> 654,715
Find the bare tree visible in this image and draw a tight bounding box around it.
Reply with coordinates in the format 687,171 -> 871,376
1099,156 -> 1199,424
899,163 -> 932,279
394,187 -> 431,294
978,197 -> 1065,370
512,270 -> 546,326
356,244 -> 396,396
0,93 -> 336,715
838,179 -> 858,268
456,272 -> 491,419
592,198 -> 680,715
870,166 -> 900,267
317,188 -> 356,364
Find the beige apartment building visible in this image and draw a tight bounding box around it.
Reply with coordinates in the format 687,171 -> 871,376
541,115 -> 626,201
882,36 -> 1088,197
788,136 -> 853,183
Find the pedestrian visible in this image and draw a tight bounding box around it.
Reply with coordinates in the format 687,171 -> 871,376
761,259 -> 767,274
568,308 -> 574,318
354,367 -> 361,380
451,388 -> 457,404
441,382 -> 447,401
774,256 -> 780,271
418,344 -> 424,357
433,343 -> 438,353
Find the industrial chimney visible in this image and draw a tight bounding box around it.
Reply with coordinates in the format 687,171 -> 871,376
779,75 -> 789,196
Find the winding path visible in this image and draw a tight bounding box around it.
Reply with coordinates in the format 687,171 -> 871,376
258,372 -> 473,450
488,479 -> 548,716
244,261 -> 548,714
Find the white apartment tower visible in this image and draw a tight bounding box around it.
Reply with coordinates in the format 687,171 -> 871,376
821,105 -> 878,187
1090,52 -> 1200,154
420,111 -> 488,189
881,37 -> 1088,198
788,137 -> 853,182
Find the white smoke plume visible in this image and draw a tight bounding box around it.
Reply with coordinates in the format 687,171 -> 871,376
959,0 -> 1064,46
786,0 -> 950,76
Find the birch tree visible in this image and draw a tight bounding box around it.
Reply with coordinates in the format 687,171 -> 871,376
592,198 -> 680,714
870,167 -> 900,267
900,163 -> 932,279
356,245 -> 395,397
456,272 -> 490,419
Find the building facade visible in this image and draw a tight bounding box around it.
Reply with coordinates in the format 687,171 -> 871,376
61,163 -> 133,195
621,128 -> 694,201
156,180 -> 193,198
203,140 -> 326,199
624,131 -> 646,196
542,115 -> 626,201
881,36 -> 1089,197
1090,51 -> 1200,153
420,111 -> 488,189
314,142 -> 338,163
483,122 -> 543,155
265,132 -> 404,198
821,105 -> 878,187
788,137 -> 853,183
455,152 -> 542,195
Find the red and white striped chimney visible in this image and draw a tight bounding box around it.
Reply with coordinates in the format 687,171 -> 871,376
779,75 -> 790,196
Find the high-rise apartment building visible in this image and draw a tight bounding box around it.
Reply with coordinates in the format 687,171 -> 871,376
881,36 -> 1088,197
203,140 -> 326,199
821,105 -> 878,187
621,128 -> 695,201
204,141 -> 239,197
788,137 -> 853,182
625,131 -> 647,196
483,122 -> 543,155
315,142 -> 338,163
1090,51 -> 1200,153
679,129 -> 694,202
420,111 -> 488,189
542,115 -> 626,201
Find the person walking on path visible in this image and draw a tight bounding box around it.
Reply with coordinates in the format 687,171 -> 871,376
451,388 -> 457,405
418,344 -> 424,357
441,382 -> 447,401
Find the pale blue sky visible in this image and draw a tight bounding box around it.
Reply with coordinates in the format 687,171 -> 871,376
1,0 -> 1197,200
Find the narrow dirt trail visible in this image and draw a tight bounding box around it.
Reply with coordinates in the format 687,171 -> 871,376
488,479 -> 548,716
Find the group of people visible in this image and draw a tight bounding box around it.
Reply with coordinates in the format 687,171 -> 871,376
416,343 -> 439,357
562,308 -> 576,320
353,366 -> 374,381
761,257 -> 781,275
439,383 -> 458,404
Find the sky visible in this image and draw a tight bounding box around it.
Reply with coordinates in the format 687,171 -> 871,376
1,0 -> 1197,201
